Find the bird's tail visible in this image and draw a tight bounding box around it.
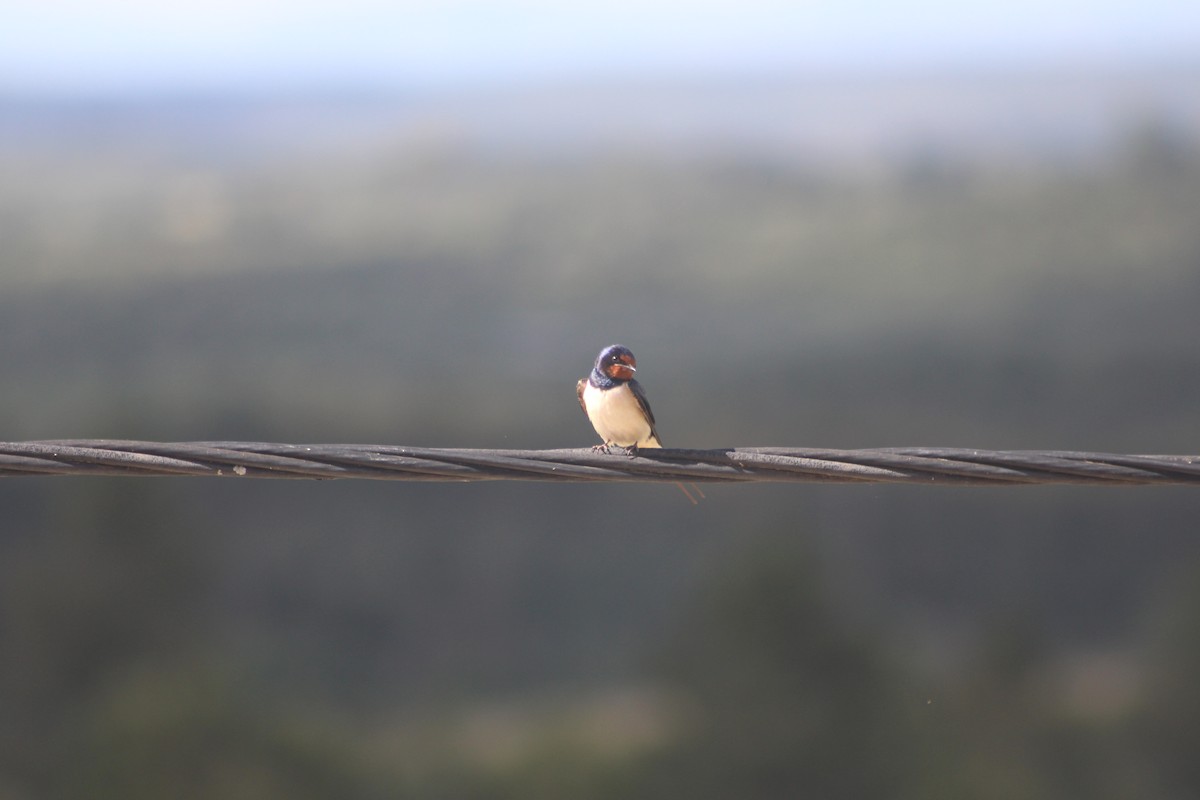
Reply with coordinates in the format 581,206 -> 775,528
637,438 -> 704,504
674,482 -> 704,504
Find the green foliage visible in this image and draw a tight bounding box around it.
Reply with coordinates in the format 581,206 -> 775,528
644,539 -> 924,798
67,666 -> 397,800
2,92 -> 1200,796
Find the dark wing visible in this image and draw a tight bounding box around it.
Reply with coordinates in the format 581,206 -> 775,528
576,379 -> 588,416
628,379 -> 662,445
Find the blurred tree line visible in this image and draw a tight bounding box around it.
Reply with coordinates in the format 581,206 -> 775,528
3,481 -> 1200,799
2,93 -> 1200,797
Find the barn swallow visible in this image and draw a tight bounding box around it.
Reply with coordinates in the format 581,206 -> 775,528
577,344 -> 703,503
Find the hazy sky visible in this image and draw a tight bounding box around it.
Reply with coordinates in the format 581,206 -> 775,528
3,0 -> 1199,94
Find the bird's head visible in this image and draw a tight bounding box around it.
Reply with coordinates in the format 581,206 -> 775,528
596,344 -> 637,382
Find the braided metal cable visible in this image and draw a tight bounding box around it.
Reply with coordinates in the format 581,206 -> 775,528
1,440 -> 1199,486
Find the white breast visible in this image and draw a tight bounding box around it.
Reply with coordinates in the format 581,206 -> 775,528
582,381 -> 659,447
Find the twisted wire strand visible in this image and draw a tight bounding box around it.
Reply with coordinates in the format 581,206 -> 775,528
1,440 -> 1198,486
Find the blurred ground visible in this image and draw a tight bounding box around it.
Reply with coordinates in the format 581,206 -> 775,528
2,66 -> 1200,798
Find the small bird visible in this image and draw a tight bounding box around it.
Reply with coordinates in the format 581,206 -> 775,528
577,344 -> 702,503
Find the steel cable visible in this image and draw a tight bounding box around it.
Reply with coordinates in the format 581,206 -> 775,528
1,440 -> 1198,486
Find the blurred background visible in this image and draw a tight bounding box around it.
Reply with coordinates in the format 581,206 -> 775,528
3,1 -> 1200,797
